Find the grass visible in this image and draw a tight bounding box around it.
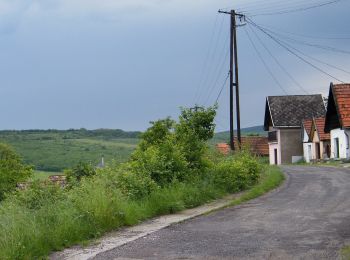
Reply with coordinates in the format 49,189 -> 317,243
30,171 -> 63,181
0,164 -> 284,259
229,166 -> 284,206
342,245 -> 350,260
0,130 -> 139,171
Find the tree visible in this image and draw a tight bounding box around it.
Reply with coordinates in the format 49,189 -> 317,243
0,143 -> 32,200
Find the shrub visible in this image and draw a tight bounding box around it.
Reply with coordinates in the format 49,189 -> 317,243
100,165 -> 158,200
213,152 -> 261,192
130,137 -> 188,186
0,143 -> 32,200
65,162 -> 96,185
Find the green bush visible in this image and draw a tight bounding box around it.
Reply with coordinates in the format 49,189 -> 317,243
65,162 -> 96,185
213,151 -> 261,192
101,165 -> 159,200
0,143 -> 32,200
0,106 -> 272,259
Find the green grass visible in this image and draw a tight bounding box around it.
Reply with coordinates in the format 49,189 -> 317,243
0,164 -> 284,259
30,171 -> 63,181
0,130 -> 139,171
342,246 -> 350,260
229,166 -> 285,206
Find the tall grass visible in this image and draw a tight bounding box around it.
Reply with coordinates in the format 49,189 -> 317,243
0,160 -> 283,259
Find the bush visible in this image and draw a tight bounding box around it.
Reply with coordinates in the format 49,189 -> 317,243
101,165 -> 159,200
65,162 -> 96,185
0,143 -> 32,200
213,152 -> 261,192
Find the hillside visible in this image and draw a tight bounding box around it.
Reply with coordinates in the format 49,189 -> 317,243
0,129 -> 140,172
212,125 -> 266,143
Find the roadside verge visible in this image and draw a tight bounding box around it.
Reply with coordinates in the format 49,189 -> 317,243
51,166 -> 285,260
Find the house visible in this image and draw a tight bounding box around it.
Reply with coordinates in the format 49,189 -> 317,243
309,117 -> 330,160
302,119 -> 313,163
264,95 -> 325,165
216,136 -> 269,156
324,83 -> 350,160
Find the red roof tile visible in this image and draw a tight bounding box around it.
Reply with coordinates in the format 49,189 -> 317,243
216,136 -> 269,156
333,84 -> 350,128
313,117 -> 330,141
302,119 -> 313,137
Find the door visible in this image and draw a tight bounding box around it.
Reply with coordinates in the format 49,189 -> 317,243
274,149 -> 278,165
315,143 -> 321,159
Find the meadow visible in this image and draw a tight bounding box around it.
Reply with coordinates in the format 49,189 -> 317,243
0,129 -> 140,173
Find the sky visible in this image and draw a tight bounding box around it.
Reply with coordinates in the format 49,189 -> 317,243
0,0 -> 349,131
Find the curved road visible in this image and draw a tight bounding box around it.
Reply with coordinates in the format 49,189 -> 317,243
94,166 -> 350,259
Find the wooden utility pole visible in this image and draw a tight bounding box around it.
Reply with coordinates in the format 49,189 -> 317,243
218,9 -> 245,150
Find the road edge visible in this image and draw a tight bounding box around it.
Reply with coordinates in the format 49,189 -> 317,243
50,166 -> 286,260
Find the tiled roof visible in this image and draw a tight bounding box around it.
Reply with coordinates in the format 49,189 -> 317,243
332,84 -> 350,128
313,117 -> 330,141
265,95 -> 325,129
216,136 -> 269,156
302,119 -> 313,138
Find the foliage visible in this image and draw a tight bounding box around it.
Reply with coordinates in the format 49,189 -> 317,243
213,151 -> 262,192
0,130 -> 139,172
0,106 -> 284,259
65,162 -> 97,184
0,143 -> 32,200
101,165 -> 158,200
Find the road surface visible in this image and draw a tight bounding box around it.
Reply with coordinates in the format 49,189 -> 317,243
93,166 -> 350,260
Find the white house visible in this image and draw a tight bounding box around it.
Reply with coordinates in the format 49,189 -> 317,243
325,83 -> 350,160
264,95 -> 325,165
309,117 -> 330,160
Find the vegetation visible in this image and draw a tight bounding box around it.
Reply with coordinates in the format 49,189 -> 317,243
0,144 -> 33,200
212,125 -> 266,144
341,245 -> 350,260
0,129 -> 139,172
0,107 -> 283,259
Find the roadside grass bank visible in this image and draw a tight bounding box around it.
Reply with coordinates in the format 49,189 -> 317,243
0,106 -> 283,259
0,162 -> 283,259
229,166 -> 285,207
342,245 -> 350,260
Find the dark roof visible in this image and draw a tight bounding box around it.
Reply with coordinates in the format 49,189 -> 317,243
325,83 -> 350,132
264,95 -> 325,130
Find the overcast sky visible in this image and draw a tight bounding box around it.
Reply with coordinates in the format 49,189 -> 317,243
0,0 -> 349,131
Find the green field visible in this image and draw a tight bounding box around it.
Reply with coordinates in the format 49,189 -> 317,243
0,129 -> 140,172
0,126 -> 265,173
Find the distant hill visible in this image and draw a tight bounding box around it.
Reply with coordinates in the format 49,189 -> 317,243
0,129 -> 141,172
212,125 -> 266,143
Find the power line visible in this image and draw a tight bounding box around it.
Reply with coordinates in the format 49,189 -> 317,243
201,33 -> 229,105
203,49 -> 229,105
251,0 -> 342,16
259,25 -> 350,55
247,24 -> 309,94
269,33 -> 350,75
243,27 -> 289,95
196,15 -> 226,104
247,18 -> 346,83
215,73 -> 230,104
254,23 -> 350,40
193,13 -> 220,103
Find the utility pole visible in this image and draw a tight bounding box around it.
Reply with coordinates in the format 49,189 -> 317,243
218,9 -> 245,151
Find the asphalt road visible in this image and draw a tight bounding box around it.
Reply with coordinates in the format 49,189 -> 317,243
93,166 -> 350,260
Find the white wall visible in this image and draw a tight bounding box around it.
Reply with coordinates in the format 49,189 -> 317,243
330,128 -> 350,159
303,142 -> 313,163
268,129 -> 281,165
